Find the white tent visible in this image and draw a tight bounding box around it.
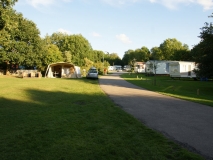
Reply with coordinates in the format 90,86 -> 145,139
45,62 -> 81,78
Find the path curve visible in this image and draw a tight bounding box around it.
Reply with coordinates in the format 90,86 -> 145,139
99,72 -> 213,159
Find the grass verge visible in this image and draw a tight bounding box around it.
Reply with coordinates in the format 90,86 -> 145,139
0,76 -> 204,160
121,73 -> 213,107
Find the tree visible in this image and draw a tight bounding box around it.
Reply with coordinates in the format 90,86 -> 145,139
0,9 -> 44,71
122,49 -> 134,65
140,46 -> 150,61
48,33 -> 93,66
192,13 -> 213,78
172,49 -> 192,61
150,47 -> 163,60
0,0 -> 18,30
159,38 -> 187,60
105,52 -> 122,66
0,0 -> 18,8
43,44 -> 63,65
63,51 -> 72,63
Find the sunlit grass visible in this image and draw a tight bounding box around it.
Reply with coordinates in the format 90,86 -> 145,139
121,73 -> 213,107
0,76 -> 203,160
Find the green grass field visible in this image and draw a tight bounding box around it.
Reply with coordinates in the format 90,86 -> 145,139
121,73 -> 213,107
0,76 -> 204,160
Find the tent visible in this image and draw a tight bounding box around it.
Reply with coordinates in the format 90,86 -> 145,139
45,62 -> 81,78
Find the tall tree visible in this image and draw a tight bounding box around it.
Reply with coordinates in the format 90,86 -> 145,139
122,49 -> 134,65
105,52 -> 122,66
159,38 -> 187,60
0,9 -> 44,70
0,0 -> 18,30
150,47 -> 163,60
43,44 -> 63,65
192,13 -> 213,78
0,0 -> 18,8
172,49 -> 192,61
47,33 -> 93,66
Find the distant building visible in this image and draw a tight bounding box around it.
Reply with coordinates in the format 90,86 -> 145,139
124,65 -> 131,71
134,62 -> 146,73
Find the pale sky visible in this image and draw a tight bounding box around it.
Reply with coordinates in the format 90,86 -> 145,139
14,0 -> 213,58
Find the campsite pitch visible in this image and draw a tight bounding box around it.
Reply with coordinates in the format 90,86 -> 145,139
0,76 -> 203,160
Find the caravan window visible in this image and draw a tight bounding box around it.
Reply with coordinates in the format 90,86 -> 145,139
166,63 -> 169,72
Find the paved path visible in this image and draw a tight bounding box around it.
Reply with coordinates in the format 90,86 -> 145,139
99,72 -> 213,159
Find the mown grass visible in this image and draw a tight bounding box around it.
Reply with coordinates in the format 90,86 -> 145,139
0,76 -> 204,160
121,73 -> 213,107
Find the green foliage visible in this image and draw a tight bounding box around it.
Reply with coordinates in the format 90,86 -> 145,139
122,47 -> 150,65
0,0 -> 18,8
0,0 -> 18,31
43,44 -> 63,65
0,1 -> 119,73
92,50 -> 104,63
104,52 -> 122,66
192,14 -> 213,78
150,47 -> 163,60
149,39 -> 191,61
159,38 -> 189,60
82,57 -> 94,72
172,49 -> 192,61
46,32 -> 93,66
0,8 -> 44,70
122,49 -> 134,65
63,51 -> 72,63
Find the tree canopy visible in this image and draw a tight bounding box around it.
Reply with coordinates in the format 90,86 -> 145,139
0,8 -> 44,70
192,13 -> 213,78
104,52 -> 122,66
44,33 -> 93,66
122,47 -> 150,65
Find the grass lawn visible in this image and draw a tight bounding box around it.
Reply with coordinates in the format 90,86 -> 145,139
0,76 -> 204,160
121,73 -> 213,107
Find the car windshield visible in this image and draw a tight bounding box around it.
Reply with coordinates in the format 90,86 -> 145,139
89,69 -> 97,73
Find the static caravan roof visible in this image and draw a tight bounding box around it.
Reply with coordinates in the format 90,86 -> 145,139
169,61 -> 195,65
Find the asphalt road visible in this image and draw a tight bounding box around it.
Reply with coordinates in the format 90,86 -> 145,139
99,72 -> 213,159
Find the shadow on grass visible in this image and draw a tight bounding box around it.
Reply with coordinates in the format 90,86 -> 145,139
0,87 -> 204,160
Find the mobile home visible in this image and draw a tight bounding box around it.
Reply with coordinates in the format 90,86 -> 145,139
145,60 -> 170,75
169,61 -> 197,78
108,66 -> 114,71
134,62 -> 146,73
114,65 -> 122,71
124,65 -> 131,71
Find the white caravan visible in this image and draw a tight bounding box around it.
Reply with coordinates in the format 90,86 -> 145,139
134,62 -> 146,73
169,61 -> 197,78
124,65 -> 131,71
145,60 -> 170,75
108,66 -> 114,71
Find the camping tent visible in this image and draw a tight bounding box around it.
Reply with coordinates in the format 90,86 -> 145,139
45,62 -> 81,78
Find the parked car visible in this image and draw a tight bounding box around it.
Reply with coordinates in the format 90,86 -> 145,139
86,67 -> 98,79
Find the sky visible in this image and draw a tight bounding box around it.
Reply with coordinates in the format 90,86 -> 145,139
14,0 -> 213,59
